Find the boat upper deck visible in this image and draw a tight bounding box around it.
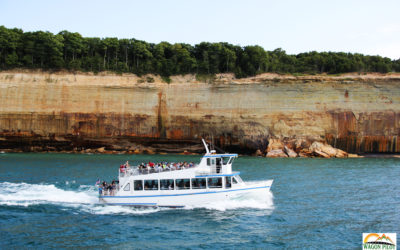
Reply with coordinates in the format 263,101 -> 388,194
119,162 -> 197,178
118,140 -> 239,180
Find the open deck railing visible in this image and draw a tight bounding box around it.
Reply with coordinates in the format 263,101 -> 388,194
119,164 -> 197,178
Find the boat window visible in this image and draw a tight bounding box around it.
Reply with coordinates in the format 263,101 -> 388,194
225,176 -> 232,188
160,179 -> 175,190
222,157 -> 230,165
134,180 -> 143,191
211,159 -> 215,165
123,183 -> 130,191
207,158 -> 211,166
215,158 -> 222,173
232,177 -> 238,184
191,178 -> 206,189
144,179 -> 159,190
208,177 -> 222,188
176,179 -> 191,190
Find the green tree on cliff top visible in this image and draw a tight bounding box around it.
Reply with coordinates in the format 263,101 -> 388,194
0,26 -> 398,77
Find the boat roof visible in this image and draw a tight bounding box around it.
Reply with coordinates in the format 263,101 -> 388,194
203,154 -> 238,158
195,171 -> 240,178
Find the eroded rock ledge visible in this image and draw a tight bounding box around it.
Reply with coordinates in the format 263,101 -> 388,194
260,138 -> 359,158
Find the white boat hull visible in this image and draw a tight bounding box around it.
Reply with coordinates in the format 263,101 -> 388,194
99,180 -> 273,208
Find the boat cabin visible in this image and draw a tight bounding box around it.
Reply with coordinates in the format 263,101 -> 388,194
196,150 -> 237,175
117,174 -> 244,194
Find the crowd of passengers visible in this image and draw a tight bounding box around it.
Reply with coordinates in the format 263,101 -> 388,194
98,180 -> 119,196
119,161 -> 196,174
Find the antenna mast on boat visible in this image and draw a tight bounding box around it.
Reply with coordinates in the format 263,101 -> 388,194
202,139 -> 210,154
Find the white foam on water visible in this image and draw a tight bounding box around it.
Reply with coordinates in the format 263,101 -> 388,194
0,182 -> 97,204
81,204 -> 161,215
196,190 -> 274,211
188,181 -> 274,211
0,182 -> 160,215
0,180 -> 274,214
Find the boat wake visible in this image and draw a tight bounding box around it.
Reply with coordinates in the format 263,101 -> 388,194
0,181 -> 274,214
0,182 -> 97,206
187,181 -> 274,211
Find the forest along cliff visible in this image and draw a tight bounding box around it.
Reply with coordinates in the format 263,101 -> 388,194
1,71 -> 400,156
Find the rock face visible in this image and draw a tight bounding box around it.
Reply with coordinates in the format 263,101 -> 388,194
264,139 -> 348,158
266,139 -> 284,152
284,146 -> 298,158
266,149 -> 288,158
309,141 -> 348,158
1,71 -> 400,154
254,149 -> 263,156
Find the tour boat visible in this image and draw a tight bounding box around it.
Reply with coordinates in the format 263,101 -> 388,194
99,140 -> 273,208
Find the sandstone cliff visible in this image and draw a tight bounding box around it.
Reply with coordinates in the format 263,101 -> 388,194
1,70 -> 400,154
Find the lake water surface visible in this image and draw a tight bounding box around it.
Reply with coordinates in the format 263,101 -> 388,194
0,153 -> 399,248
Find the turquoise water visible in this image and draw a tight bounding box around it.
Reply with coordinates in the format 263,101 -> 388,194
0,153 -> 399,249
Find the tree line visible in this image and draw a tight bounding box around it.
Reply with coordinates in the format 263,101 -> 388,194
1,26 -> 399,78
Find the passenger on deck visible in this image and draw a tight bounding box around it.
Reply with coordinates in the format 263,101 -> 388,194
107,184 -> 112,195
139,163 -> 145,173
124,161 -> 130,171
117,160 -> 197,175
111,180 -> 116,195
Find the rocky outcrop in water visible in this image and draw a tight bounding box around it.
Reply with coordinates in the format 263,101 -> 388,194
262,138 -> 352,158
1,70 -> 400,155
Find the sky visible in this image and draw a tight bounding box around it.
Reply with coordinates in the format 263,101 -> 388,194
1,0 -> 399,59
